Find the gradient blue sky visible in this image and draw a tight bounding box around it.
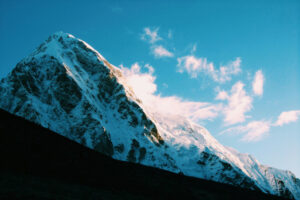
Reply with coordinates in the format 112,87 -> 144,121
0,0 -> 299,176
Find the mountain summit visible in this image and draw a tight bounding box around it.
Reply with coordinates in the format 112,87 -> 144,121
0,32 -> 299,199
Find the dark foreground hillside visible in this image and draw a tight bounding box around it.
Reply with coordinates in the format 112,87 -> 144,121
0,108 -> 290,200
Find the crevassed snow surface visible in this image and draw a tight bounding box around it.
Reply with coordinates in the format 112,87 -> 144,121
0,32 -> 299,199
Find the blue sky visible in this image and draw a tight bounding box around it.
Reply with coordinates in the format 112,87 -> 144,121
0,0 -> 299,176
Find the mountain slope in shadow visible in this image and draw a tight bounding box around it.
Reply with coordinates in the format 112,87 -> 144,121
0,108 -> 290,200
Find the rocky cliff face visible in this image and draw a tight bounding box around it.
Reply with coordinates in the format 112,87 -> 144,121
0,32 -> 299,199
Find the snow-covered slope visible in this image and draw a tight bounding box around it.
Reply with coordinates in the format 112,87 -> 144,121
0,32 -> 299,199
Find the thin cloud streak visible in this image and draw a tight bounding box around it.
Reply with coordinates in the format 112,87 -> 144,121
221,109 -> 300,142
220,120 -> 271,142
152,45 -> 174,58
274,110 -> 300,126
252,70 -> 264,96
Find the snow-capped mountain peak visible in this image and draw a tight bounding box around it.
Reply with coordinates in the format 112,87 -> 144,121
0,32 -> 299,199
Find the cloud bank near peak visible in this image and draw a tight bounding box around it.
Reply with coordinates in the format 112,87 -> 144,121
120,63 -> 299,143
216,81 -> 253,126
120,63 -> 220,122
137,26 -> 299,143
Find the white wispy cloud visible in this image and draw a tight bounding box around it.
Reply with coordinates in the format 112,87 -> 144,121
252,70 -> 264,96
120,63 -> 220,122
141,27 -> 162,44
177,55 -> 241,83
221,120 -> 271,142
152,45 -> 174,58
215,90 -> 229,100
217,57 -> 241,82
220,109 -> 300,142
274,110 -> 300,126
215,87 -> 229,100
241,121 -> 270,142
120,63 -> 156,101
177,56 -> 214,78
216,81 -> 253,125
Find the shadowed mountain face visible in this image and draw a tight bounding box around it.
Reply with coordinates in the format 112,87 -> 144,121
0,108 -> 290,200
0,32 -> 299,199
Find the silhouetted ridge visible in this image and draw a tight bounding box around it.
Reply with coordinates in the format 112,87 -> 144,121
0,108 -> 290,200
